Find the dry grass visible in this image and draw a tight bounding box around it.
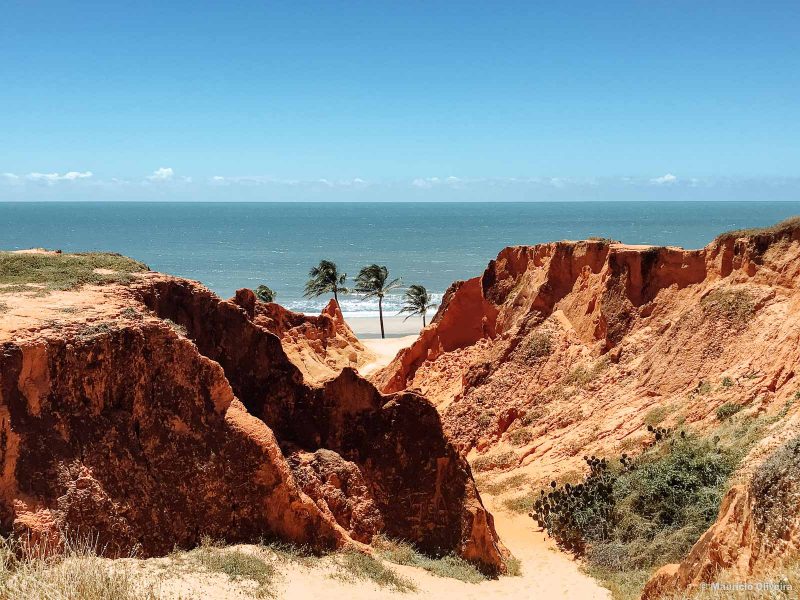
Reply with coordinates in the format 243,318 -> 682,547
0,535 -> 160,600
373,536 -> 489,584
332,549 -> 416,592
472,450 -> 518,472
715,216 -> 800,242
701,288 -> 756,323
506,427 -> 535,446
479,473 -> 531,496
520,332 -> 553,363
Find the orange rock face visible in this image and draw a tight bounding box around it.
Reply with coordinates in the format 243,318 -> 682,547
374,220 -> 800,591
232,288 -> 373,383
0,274 -> 506,572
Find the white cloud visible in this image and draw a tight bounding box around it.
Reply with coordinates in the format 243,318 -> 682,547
650,173 -> 678,185
2,172 -> 19,180
147,167 -> 174,181
25,171 -> 93,183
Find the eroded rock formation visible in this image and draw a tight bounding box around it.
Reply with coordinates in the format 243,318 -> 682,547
373,218 -> 800,593
232,288 -> 373,383
0,272 -> 506,572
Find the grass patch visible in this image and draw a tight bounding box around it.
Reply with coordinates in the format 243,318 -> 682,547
520,331 -> 553,363
333,549 -> 416,592
0,535 -> 159,600
502,494 -> 536,514
750,435 -> 800,545
373,536 -> 487,583
480,473 -> 530,496
507,427 -> 534,446
583,565 -> 653,600
564,359 -> 609,387
0,252 -> 148,292
189,545 -> 276,598
715,402 -> 743,421
76,322 -> 115,340
715,216 -> 800,242
0,301 -> 7,314
519,404 -> 547,426
162,318 -> 188,336
529,432 -> 741,599
701,288 -> 755,323
644,405 -> 671,427
472,450 -> 517,472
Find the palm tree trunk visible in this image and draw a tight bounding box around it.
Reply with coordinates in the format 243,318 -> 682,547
379,296 -> 385,339
333,288 -> 338,305
423,313 -> 426,327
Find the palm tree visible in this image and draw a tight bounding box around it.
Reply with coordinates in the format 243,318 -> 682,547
354,264 -> 401,339
399,284 -> 436,327
304,260 -> 349,306
254,284 -> 275,303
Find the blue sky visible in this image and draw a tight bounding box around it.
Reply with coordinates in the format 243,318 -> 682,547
1,1 -> 798,201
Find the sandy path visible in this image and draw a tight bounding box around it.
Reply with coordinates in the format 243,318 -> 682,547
358,335 -> 418,377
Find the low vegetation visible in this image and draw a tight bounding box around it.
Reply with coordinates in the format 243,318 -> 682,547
188,543 -> 276,598
520,331 -> 553,363
528,431 -> 741,600
715,216 -> 800,242
373,536 -> 488,583
332,549 -> 416,592
507,427 -> 535,446
0,536 -> 158,600
472,450 -> 518,472
477,472 -> 530,496
644,405 -> 671,427
750,435 -> 800,545
0,301 -> 7,314
0,252 -> 148,292
701,287 -> 755,323
715,402 -> 743,421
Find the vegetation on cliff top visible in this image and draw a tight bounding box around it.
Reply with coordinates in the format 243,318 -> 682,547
0,252 -> 148,292
715,215 -> 800,242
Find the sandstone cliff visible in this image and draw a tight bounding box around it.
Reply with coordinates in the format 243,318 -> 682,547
374,218 -> 800,594
231,288 -> 374,383
0,265 -> 506,572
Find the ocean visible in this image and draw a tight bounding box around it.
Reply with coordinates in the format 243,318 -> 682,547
2,201 -> 798,317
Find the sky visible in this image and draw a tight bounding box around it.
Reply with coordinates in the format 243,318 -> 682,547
1,1 -> 798,201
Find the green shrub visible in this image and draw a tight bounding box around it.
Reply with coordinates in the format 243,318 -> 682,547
191,547 -> 275,598
720,376 -> 734,388
716,402 -> 743,421
529,433 -> 739,573
750,435 -> 800,543
333,549 -> 416,592
520,332 -> 553,363
255,285 -> 276,303
507,427 -> 534,446
472,451 -> 517,472
373,536 -> 489,583
701,288 -> 755,323
644,406 -> 670,427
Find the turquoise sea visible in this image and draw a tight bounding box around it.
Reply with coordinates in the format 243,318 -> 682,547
2,202 -> 798,317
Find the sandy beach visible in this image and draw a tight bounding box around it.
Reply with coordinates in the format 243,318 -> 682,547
345,315 -> 425,339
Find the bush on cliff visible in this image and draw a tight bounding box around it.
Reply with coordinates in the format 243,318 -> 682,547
750,435 -> 800,545
529,431 -> 739,598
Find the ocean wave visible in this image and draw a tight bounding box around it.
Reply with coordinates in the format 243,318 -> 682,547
284,291 -> 443,318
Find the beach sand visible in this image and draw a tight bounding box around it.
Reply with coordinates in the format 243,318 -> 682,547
345,314 -> 425,339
